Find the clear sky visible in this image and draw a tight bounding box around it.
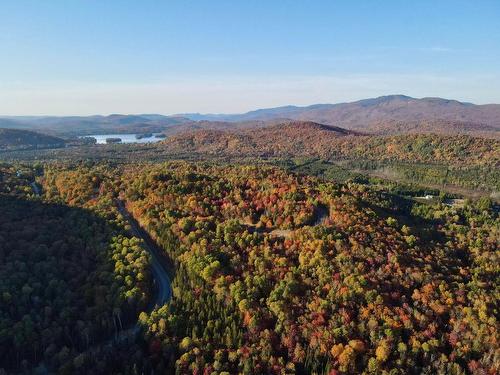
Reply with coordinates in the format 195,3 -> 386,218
1,0 -> 499,115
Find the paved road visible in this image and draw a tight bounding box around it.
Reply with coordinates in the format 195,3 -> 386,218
80,202 -> 173,347
28,179 -> 171,306
116,200 -> 172,307
35,201 -> 173,374
31,182 -> 41,196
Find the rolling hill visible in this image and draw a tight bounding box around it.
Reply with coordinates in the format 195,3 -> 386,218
0,128 -> 65,150
162,120 -> 500,166
163,121 -> 355,156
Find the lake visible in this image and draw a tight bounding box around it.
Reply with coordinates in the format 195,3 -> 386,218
81,133 -> 165,144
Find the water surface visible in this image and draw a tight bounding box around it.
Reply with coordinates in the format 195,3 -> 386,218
82,133 -> 164,144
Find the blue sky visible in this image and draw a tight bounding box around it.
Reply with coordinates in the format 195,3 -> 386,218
1,0 -> 499,115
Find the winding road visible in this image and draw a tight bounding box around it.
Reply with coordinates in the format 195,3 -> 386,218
70,203 -> 173,353
76,201 -> 174,354
29,179 -> 172,307
30,182 -> 41,196
117,201 -> 328,307
34,193 -> 329,373
34,198 -> 173,373
116,200 -> 172,308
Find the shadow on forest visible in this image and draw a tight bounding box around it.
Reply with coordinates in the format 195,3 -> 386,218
359,192 -> 472,284
360,192 -> 446,243
0,195 -> 146,373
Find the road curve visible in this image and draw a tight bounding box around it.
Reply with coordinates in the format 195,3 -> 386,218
35,200 -> 173,373
84,201 -> 173,349
31,181 -> 41,196
116,200 -> 172,307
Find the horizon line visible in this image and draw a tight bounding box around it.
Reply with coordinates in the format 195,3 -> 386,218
1,94 -> 496,118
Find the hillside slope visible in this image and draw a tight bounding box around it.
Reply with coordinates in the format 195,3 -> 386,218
164,121 -> 354,156
162,121 -> 500,166
0,128 -> 65,150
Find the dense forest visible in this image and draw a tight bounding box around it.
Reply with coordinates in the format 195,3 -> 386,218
0,129 -> 65,151
0,163 -> 152,373
2,0 -> 500,372
162,123 -> 500,166
118,163 -> 498,374
1,124 -> 498,196
278,158 -> 500,194
2,160 -> 496,374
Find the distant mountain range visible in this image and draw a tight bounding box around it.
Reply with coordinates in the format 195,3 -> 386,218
177,95 -> 500,134
1,95 -> 499,137
0,114 -> 187,137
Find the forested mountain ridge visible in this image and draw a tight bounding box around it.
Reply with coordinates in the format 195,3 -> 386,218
356,119 -> 500,138
162,121 -> 500,167
162,121 -> 355,157
0,128 -> 65,150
